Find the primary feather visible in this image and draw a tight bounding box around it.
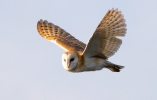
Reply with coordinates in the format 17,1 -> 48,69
83,8 -> 127,58
37,20 -> 86,52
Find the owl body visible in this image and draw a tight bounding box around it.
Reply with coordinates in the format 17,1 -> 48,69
37,8 -> 127,72
82,56 -> 105,71
62,51 -> 122,72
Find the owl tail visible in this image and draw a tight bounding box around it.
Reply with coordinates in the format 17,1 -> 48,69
105,61 -> 124,72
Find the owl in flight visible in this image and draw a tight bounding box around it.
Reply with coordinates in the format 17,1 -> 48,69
37,8 -> 127,72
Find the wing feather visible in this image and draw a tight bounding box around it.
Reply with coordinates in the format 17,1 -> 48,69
83,8 -> 127,58
37,20 -> 86,52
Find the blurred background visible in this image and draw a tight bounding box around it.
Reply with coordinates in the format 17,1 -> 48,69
0,0 -> 157,100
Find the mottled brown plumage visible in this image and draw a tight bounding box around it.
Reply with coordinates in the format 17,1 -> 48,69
37,20 -> 86,52
83,8 -> 126,59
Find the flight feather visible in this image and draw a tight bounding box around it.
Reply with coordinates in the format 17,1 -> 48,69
83,8 -> 127,58
37,20 -> 86,52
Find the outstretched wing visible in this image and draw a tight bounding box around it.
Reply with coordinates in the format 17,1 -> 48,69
83,8 -> 127,59
37,20 -> 86,52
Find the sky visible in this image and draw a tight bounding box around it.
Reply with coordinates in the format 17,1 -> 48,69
0,0 -> 157,100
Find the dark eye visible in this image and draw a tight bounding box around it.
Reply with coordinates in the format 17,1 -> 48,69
70,58 -> 74,62
64,59 -> 66,62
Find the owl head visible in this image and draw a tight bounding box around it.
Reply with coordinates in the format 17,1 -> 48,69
62,51 -> 79,71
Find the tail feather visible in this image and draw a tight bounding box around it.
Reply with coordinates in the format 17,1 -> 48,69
105,61 -> 124,72
108,65 -> 124,72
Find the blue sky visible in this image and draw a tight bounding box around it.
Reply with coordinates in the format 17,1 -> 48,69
1,0 -> 157,100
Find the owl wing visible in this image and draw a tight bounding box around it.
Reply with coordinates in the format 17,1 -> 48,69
37,20 -> 86,52
83,8 -> 127,59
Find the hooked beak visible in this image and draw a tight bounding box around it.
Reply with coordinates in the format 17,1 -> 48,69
67,62 -> 70,69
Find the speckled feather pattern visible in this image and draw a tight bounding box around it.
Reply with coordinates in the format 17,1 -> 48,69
83,8 -> 127,58
37,20 -> 86,52
97,8 -> 126,58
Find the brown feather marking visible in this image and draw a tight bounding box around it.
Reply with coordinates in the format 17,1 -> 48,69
37,19 -> 86,52
83,8 -> 126,58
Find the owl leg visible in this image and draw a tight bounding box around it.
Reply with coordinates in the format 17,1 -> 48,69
105,61 -> 124,72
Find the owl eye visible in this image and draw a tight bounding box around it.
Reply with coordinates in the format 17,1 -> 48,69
70,58 -> 74,62
64,59 -> 66,62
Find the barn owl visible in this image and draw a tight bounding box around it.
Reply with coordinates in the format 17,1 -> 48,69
37,8 -> 127,72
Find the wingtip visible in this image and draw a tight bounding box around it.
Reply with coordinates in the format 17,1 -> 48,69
115,8 -> 118,11
43,20 -> 48,24
38,19 -> 43,23
38,19 -> 49,23
109,8 -> 121,12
